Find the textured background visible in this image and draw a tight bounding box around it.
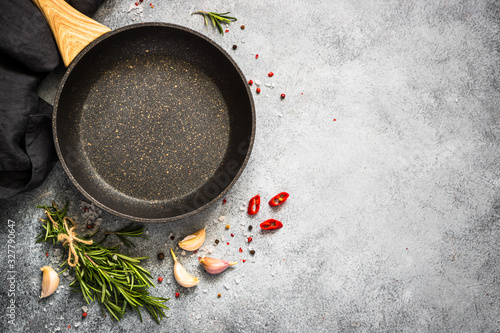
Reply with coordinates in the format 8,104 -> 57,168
1,0 -> 500,332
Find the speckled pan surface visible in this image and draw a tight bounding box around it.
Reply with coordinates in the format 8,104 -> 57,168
53,23 -> 255,222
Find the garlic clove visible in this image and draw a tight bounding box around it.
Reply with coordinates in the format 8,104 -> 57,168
40,266 -> 59,298
178,227 -> 206,251
199,256 -> 237,274
170,248 -> 199,288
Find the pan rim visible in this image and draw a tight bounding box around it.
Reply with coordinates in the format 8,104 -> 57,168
53,22 -> 255,223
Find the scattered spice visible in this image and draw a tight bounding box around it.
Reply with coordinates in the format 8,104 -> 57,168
333,119 -> 336,121
215,239 -> 220,244
249,250 -> 255,255
248,237 -> 253,243
193,250 -> 198,254
175,292 -> 180,298
269,192 -> 289,207
225,29 -> 229,33
157,253 -> 165,260
158,277 -> 163,282
268,72 -> 274,77
170,235 -> 175,241
248,80 -> 253,85
68,325 -> 71,329
239,247 -> 243,253
240,25 -> 245,30
135,2 -> 138,5
217,293 -> 221,298
260,219 -> 283,230
242,259 -> 246,263
281,93 -> 286,99
231,233 -> 234,237
222,199 -> 227,204
227,242 -> 230,245
248,195 -> 261,215
256,87 -> 261,93
150,3 -> 154,8
225,224 -> 230,230
45,252 -> 49,257
248,225 -> 253,231
82,312 -> 87,318
232,45 -> 237,50
255,54 -> 259,59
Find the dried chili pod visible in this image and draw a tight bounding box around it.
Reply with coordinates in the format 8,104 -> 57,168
269,192 -> 289,207
260,219 -> 283,230
247,195 -> 260,215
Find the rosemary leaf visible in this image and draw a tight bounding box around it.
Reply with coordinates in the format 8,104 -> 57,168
192,11 -> 237,35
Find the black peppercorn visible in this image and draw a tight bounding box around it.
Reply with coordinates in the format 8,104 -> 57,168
240,25 -> 245,30
157,253 -> 165,260
249,250 -> 255,255
232,45 -> 237,50
170,235 -> 175,241
215,239 -> 220,244
248,225 -> 253,231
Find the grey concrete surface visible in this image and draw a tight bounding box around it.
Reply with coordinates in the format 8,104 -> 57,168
2,0 -> 500,332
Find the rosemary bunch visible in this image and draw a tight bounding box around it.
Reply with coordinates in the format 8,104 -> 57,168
36,203 -> 169,323
192,11 -> 237,35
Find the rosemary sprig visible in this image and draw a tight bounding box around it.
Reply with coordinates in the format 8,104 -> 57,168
192,11 -> 237,35
102,224 -> 148,248
36,203 -> 169,323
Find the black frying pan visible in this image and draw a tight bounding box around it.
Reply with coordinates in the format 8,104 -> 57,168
34,0 -> 255,222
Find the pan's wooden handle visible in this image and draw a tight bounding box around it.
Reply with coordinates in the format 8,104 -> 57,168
32,0 -> 111,67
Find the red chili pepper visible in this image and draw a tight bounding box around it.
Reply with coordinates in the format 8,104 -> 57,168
260,219 -> 283,230
269,192 -> 289,207
247,195 -> 261,215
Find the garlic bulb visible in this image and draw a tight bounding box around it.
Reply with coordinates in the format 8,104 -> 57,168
178,227 -> 206,251
40,266 -> 59,298
170,249 -> 199,288
199,256 -> 237,274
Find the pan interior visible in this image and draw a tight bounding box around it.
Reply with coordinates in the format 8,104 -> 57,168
55,25 -> 253,220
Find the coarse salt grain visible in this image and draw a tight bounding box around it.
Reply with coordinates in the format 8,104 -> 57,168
218,216 -> 225,222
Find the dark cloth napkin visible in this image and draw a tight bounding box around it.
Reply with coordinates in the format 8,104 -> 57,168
0,0 -> 104,199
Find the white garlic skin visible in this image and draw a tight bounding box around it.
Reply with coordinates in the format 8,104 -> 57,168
178,227 -> 206,251
199,257 -> 237,274
40,266 -> 59,298
170,248 -> 199,288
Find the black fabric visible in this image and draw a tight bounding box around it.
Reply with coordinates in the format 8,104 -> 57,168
0,0 -> 104,200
